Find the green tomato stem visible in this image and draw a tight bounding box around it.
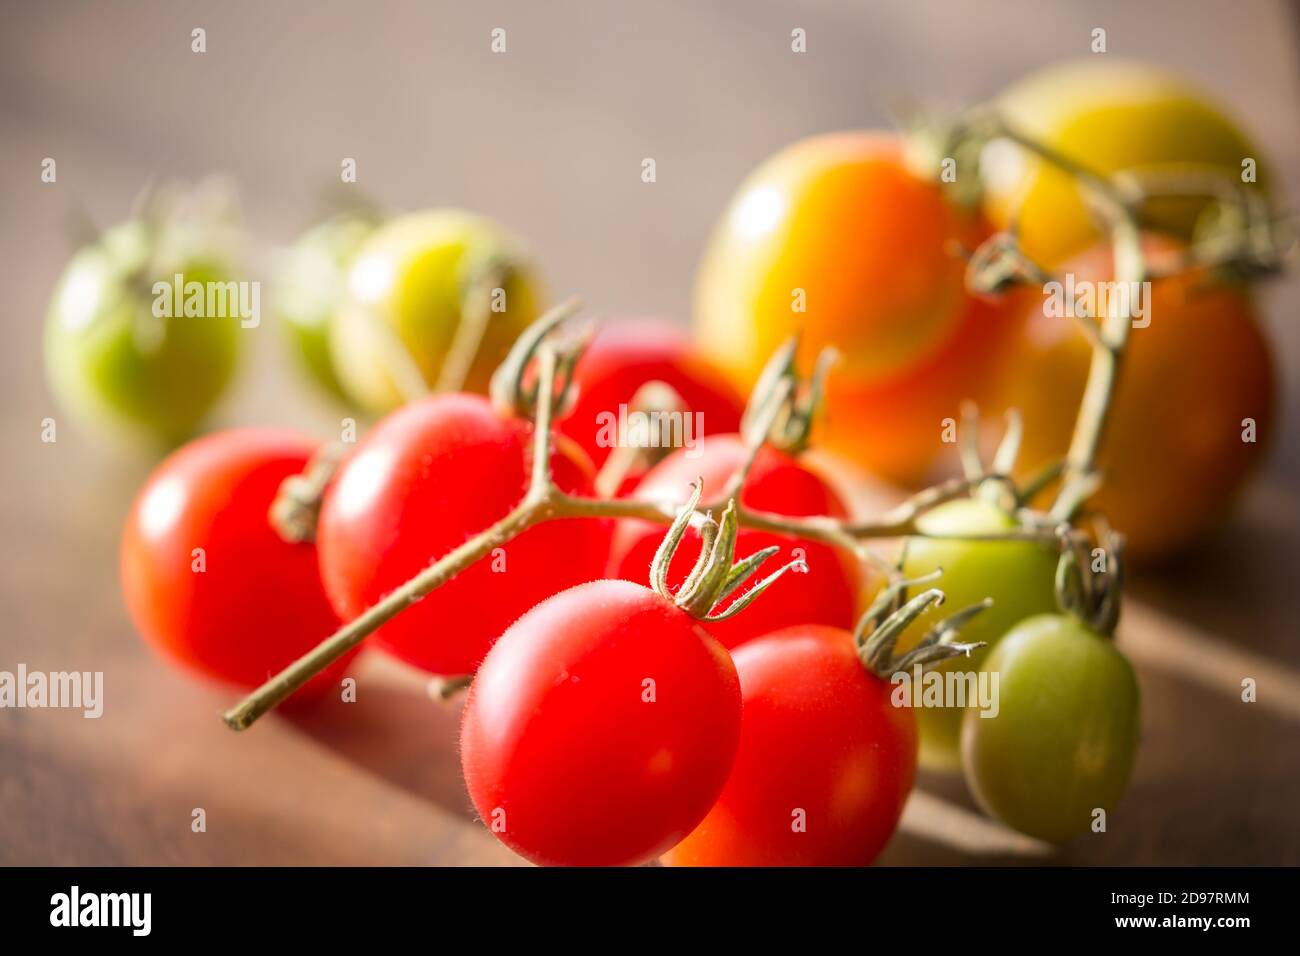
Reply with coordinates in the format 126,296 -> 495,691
434,254 -> 513,394
976,119 -> 1146,520
221,497 -> 543,730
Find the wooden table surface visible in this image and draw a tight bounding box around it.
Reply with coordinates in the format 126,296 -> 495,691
2,0 -> 1299,866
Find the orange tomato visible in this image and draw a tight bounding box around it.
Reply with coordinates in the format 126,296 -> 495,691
815,292 -> 1023,486
1001,236 -> 1275,562
694,131 -> 996,483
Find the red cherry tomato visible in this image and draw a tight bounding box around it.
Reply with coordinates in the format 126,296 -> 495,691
662,625 -> 915,867
460,578 -> 742,866
560,320 -> 745,472
316,393 -> 610,676
121,428 -> 354,699
607,434 -> 861,649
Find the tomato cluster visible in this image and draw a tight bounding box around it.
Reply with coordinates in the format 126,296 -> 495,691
99,58 -> 1283,866
116,346 -> 1138,863
692,59 -> 1275,561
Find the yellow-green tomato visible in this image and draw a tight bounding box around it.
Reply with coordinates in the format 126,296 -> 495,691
984,59 -> 1265,266
273,215 -> 377,401
961,613 -> 1140,843
329,210 -> 543,413
45,222 -> 241,446
898,498 -> 1058,769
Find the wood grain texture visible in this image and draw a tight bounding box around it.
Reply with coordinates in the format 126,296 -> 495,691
1,0 -> 1297,865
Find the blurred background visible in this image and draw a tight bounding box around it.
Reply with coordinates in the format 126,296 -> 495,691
2,0 -> 1298,864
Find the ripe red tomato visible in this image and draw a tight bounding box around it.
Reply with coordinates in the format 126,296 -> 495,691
560,320 -> 745,472
121,428 -> 355,699
460,578 -> 742,866
662,625 -> 915,866
607,434 -> 861,649
315,393 -> 611,676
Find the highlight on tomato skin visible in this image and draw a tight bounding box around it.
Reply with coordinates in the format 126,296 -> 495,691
559,319 -> 746,474
661,625 -> 917,867
315,392 -> 612,677
607,434 -> 864,650
459,578 -> 743,867
120,428 -> 358,702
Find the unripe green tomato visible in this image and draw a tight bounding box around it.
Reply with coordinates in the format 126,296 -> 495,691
329,209 -> 544,414
45,222 -> 241,446
961,613 -> 1141,843
898,497 -> 1059,769
272,215 -> 377,402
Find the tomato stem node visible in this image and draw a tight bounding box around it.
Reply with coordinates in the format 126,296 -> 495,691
269,442 -> 346,543
855,575 -> 991,677
649,482 -> 807,623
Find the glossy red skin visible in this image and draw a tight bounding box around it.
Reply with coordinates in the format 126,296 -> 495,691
316,393 -> 610,676
121,428 -> 355,699
662,625 -> 916,866
460,578 -> 742,866
560,320 -> 745,472
608,434 -> 860,649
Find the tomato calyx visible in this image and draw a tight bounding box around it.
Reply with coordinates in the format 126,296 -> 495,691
740,336 -> 837,456
131,178 -> 247,291
1185,196 -> 1293,282
270,442 -> 347,543
898,109 -> 990,211
592,378 -> 689,498
964,231 -> 1056,297
75,180 -> 248,350
949,402 -> 1107,534
1054,526 -> 1125,637
489,297 -> 589,421
855,572 -> 990,678
650,478 -> 807,622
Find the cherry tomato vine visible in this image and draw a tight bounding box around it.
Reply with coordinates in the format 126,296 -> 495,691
219,110 -> 1292,737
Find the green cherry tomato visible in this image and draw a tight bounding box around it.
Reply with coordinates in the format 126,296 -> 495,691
45,221 -> 241,446
329,209 -> 544,413
899,498 -> 1058,769
961,613 -> 1141,843
272,214 -> 378,401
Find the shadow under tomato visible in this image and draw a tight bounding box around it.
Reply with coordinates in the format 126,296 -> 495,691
896,650 -> 1300,866
279,651 -> 479,824
1124,489 -> 1300,668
